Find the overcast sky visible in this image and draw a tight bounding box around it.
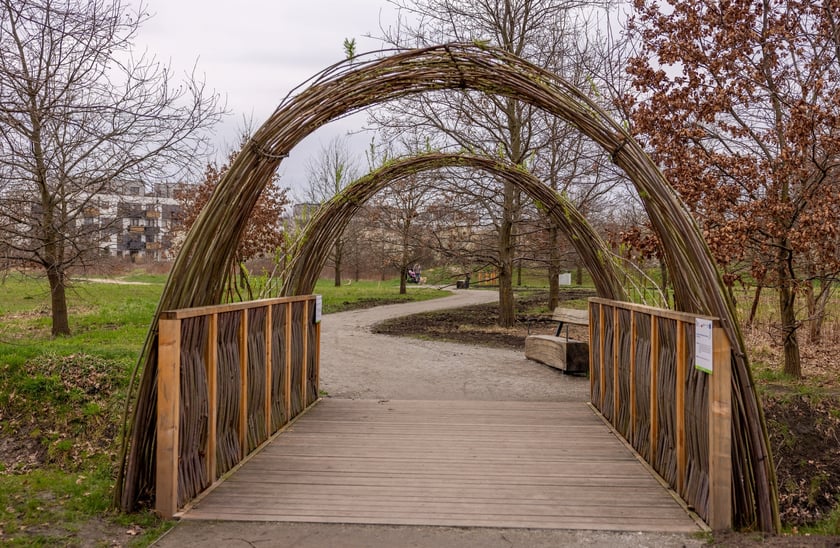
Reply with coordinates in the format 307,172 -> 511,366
134,0 -> 400,197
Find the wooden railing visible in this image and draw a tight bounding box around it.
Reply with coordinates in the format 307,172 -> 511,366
588,297 -> 732,530
156,295 -> 321,518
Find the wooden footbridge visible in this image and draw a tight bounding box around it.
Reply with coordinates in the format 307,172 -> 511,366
153,296 -> 731,533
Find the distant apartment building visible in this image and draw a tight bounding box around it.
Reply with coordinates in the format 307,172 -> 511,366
81,181 -> 182,260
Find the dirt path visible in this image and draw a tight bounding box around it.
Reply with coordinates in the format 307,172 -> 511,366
319,289 -> 589,401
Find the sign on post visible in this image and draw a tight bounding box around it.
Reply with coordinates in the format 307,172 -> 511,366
695,317 -> 713,373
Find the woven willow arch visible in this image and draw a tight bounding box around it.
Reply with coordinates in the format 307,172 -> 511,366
117,43 -> 779,532
282,153 -> 625,300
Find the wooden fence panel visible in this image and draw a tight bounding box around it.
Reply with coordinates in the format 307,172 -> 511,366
156,296 -> 320,518
588,298 -> 732,530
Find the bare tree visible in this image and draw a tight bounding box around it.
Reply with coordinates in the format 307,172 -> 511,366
303,135 -> 360,286
376,0 -> 605,326
0,0 -> 223,335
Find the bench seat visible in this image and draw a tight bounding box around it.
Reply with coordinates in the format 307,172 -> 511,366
525,307 -> 589,374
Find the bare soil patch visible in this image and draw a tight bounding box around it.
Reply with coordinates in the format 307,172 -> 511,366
371,289 -> 596,349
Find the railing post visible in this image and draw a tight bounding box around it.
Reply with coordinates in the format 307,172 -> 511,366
313,300 -> 321,398
589,301 -> 595,403
613,305 -> 620,426
708,326 -> 733,530
284,302 -> 292,420
650,315 -> 659,466
264,305 -> 273,437
238,309 -> 249,458
599,303 -> 607,410
629,311 -> 637,445
156,318 -> 181,518
206,314 -> 218,483
676,320 -> 687,494
301,301 -> 309,406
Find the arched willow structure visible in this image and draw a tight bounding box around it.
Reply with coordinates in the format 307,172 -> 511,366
116,43 -> 779,532
282,153 -> 625,300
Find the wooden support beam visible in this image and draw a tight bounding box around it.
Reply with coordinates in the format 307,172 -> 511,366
708,326 -> 733,530
314,305 -> 321,399
264,305 -> 272,438
284,302 -> 292,422
588,301 -> 595,403
629,311 -> 637,445
599,303 -> 607,411
156,318 -> 181,519
238,310 -> 249,459
650,315 -> 659,467
205,314 -> 218,483
301,301 -> 309,407
675,320 -> 687,495
613,305 -> 620,429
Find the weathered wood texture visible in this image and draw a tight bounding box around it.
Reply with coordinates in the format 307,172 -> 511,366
525,307 -> 590,373
180,399 -> 701,532
589,298 -> 732,530
156,295 -> 321,518
524,336 -> 589,373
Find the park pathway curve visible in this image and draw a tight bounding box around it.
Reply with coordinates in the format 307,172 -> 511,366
318,288 -> 589,401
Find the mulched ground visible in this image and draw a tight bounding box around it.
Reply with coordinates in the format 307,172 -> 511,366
373,289 -> 840,542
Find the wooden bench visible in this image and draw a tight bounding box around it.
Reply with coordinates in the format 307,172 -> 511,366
525,307 -> 590,374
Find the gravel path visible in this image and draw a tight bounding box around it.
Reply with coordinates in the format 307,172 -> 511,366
319,289 -> 588,401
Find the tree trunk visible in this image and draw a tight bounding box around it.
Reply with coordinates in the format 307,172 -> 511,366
659,257 -> 670,307
547,225 -> 561,309
47,265 -> 71,336
748,284 -> 763,326
516,259 -> 522,287
575,264 -> 583,286
498,181 -> 516,328
777,250 -> 801,377
399,266 -> 407,294
805,279 -> 831,344
333,241 -> 342,287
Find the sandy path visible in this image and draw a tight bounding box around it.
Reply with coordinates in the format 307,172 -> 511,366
319,289 -> 589,402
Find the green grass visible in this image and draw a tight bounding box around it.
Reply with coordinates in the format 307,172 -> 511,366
0,269 -> 449,546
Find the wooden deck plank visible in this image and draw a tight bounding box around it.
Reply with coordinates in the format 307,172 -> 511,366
181,399 -> 701,532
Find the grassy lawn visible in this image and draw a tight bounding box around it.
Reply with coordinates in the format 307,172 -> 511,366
0,269 -> 447,546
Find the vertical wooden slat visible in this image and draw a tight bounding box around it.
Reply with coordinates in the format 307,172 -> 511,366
650,314 -> 659,468
238,309 -> 248,459
629,310 -> 637,445
599,303 -> 607,410
612,305 -> 620,428
205,313 -> 218,483
301,300 -> 309,406
314,304 -> 321,398
589,301 -> 595,403
284,302 -> 292,421
708,325 -> 733,530
264,305 -> 272,438
156,318 -> 181,519
675,319 -> 687,494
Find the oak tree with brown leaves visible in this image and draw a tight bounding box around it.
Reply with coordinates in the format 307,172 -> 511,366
626,0 -> 840,377
175,157 -> 289,269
